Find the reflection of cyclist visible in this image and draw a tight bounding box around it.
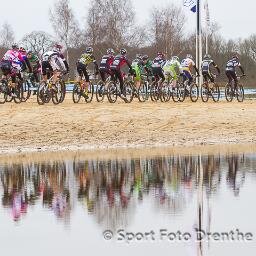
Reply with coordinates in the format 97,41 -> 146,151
225,55 -> 245,89
201,54 -> 220,83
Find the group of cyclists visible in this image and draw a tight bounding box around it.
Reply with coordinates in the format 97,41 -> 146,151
0,42 -> 246,101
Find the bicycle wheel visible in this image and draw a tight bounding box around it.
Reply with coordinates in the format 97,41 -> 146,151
138,82 -> 147,102
0,80 -> 7,104
172,84 -> 180,102
225,83 -> 233,102
123,81 -> 134,103
211,83 -> 220,102
160,82 -> 171,102
179,83 -> 186,102
201,83 -> 209,102
13,82 -> 22,104
52,82 -> 64,105
236,84 -> 244,102
84,81 -> 94,103
21,80 -> 31,102
96,81 -> 105,102
150,82 -> 157,102
72,83 -> 81,103
190,83 -> 199,102
59,81 -> 66,103
106,82 -> 118,103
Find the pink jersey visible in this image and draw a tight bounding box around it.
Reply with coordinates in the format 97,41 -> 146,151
2,50 -> 24,69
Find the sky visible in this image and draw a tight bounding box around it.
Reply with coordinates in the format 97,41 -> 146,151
0,0 -> 255,41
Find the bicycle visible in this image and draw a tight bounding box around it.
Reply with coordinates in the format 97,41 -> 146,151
201,75 -> 220,102
171,75 -> 184,102
37,71 -> 66,105
179,74 -> 199,102
95,75 -> 112,102
225,75 -> 245,102
72,73 -> 95,104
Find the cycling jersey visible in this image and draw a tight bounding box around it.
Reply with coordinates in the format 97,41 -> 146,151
132,58 -> 144,81
152,56 -> 166,68
110,54 -> 131,70
202,59 -> 218,73
79,53 -> 97,66
42,50 -> 67,72
163,59 -> 182,79
181,58 -> 195,72
2,49 -> 24,70
226,58 -> 241,72
99,54 -> 114,70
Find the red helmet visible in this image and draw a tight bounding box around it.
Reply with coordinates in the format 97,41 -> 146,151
19,47 -> 26,53
54,43 -> 63,51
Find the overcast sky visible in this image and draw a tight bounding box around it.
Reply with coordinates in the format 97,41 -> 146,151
0,0 -> 254,41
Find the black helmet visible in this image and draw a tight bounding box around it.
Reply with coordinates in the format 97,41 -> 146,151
203,54 -> 211,60
12,43 -> 19,50
120,48 -> 127,55
142,55 -> 149,61
232,54 -> 239,60
86,47 -> 93,54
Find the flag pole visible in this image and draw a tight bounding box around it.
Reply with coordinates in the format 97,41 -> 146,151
196,0 -> 202,86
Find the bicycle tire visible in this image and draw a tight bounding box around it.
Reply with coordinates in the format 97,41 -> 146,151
201,83 -> 209,102
96,81 -> 105,102
21,80 -> 31,102
160,82 -> 171,102
84,81 -> 94,103
138,82 -> 147,102
225,83 -> 233,102
211,83 -> 220,102
59,81 -> 66,103
0,80 -> 7,104
236,84 -> 244,102
13,82 -> 22,104
106,82 -> 118,103
72,83 -> 81,103
171,84 -> 180,102
190,83 -> 199,102
51,82 -> 63,105
178,83 -> 186,102
123,81 -> 134,103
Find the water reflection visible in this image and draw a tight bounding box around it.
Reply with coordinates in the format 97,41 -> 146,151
0,153 -> 254,227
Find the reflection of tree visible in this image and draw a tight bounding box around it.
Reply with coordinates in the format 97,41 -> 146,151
0,153 -> 252,226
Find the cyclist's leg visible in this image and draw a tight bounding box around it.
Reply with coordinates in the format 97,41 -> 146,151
116,70 -> 124,93
225,71 -> 233,85
99,69 -> 106,82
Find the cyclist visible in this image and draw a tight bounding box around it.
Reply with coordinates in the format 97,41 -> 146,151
110,48 -> 133,97
201,54 -> 220,83
99,48 -> 115,82
181,54 -> 200,86
141,55 -> 153,77
0,44 -> 27,96
41,44 -> 69,84
76,46 -> 99,98
131,54 -> 144,90
152,52 -> 166,82
27,50 -> 41,83
225,55 -> 245,89
163,56 -> 183,88
19,47 -> 32,74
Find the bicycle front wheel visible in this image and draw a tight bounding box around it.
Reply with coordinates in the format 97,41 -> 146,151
106,82 -> 118,103
138,82 -> 147,102
225,83 -> 233,102
201,83 -> 209,102
123,81 -> 134,103
96,81 -> 105,102
211,83 -> 220,102
21,80 -> 31,102
72,83 -> 81,103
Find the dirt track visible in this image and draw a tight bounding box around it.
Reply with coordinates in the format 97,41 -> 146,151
0,95 -> 256,154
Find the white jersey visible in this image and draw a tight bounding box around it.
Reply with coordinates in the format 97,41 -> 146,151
181,58 -> 195,71
42,50 -> 66,72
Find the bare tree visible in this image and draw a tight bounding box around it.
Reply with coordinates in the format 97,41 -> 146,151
85,0 -> 136,49
150,4 -> 186,58
49,0 -> 81,62
0,22 -> 15,48
21,31 -> 54,56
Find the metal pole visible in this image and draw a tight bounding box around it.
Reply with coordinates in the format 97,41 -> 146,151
197,0 -> 203,86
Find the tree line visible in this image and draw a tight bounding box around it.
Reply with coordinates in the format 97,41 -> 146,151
0,0 -> 255,87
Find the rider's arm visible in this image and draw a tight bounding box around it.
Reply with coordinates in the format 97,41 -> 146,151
24,58 -> 32,73
213,62 -> 220,74
239,65 -> 245,75
193,65 -> 200,75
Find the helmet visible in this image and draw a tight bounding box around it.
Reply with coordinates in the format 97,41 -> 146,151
12,44 -> 19,50
54,43 -> 63,51
107,48 -> 114,55
86,46 -> 93,54
204,54 -> 211,60
142,55 -> 149,61
27,50 -> 33,55
136,54 -> 142,60
157,51 -> 164,57
19,47 -> 26,53
186,54 -> 193,60
232,54 -> 239,60
172,56 -> 179,62
120,48 -> 127,55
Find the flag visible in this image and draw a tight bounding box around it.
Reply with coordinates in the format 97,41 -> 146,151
184,0 -> 197,13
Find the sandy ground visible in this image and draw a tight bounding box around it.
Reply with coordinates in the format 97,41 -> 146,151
0,94 -> 256,156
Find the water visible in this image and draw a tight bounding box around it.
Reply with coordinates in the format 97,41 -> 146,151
0,152 -> 256,256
